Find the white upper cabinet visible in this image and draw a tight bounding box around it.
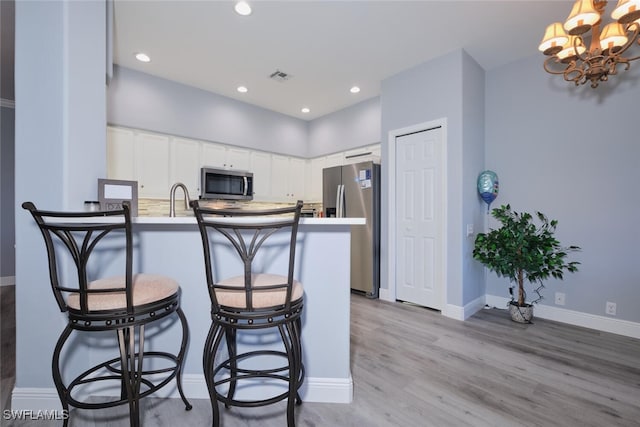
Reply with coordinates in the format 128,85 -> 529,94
106,126 -> 381,204
201,143 -> 250,171
308,156 -> 327,203
225,147 -> 251,171
250,151 -> 272,201
170,137 -> 201,198
343,144 -> 381,164
134,131 -> 170,199
288,157 -> 306,201
270,155 -> 306,201
201,143 -> 228,169
107,127 -> 135,181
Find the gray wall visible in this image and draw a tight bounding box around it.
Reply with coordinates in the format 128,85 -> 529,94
108,66 -> 381,159
307,96 -> 381,157
15,0 -> 106,388
380,49 -> 485,309
461,52 -> 486,305
485,54 -> 640,323
1,105 -> 15,278
107,66 -> 309,158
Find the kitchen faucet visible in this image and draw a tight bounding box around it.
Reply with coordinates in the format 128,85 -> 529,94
169,182 -> 190,217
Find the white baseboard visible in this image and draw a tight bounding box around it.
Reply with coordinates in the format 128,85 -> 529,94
442,295 -> 486,321
485,295 -> 640,339
11,374 -> 353,411
10,388 -> 62,412
0,276 -> 16,287
378,287 -> 393,302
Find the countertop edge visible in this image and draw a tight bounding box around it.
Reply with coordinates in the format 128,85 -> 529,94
50,217 -> 366,225
133,217 -> 366,225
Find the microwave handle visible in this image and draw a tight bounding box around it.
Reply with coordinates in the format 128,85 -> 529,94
243,176 -> 249,196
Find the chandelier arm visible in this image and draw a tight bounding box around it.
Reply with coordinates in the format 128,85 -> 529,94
573,36 -> 589,63
543,56 -> 569,75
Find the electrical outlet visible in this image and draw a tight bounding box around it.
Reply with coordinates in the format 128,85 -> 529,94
606,301 -> 617,316
555,292 -> 565,306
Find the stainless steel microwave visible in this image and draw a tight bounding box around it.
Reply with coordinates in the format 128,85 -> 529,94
200,167 -> 253,200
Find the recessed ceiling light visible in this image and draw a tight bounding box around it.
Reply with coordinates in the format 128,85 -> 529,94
237,86 -> 248,93
301,107 -> 310,114
350,86 -> 361,94
135,52 -> 151,63
234,1 -> 252,16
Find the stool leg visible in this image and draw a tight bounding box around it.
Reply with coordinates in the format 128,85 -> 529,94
279,323 -> 298,427
224,326 -> 237,408
117,325 -> 144,427
175,307 -> 193,411
52,325 -> 73,427
203,322 -> 224,427
294,316 -> 304,405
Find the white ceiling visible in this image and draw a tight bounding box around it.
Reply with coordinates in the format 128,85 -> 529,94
113,0 -> 574,120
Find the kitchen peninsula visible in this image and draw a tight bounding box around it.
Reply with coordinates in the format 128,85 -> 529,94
134,215 -> 360,404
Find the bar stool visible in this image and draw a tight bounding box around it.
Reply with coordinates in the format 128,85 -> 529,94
190,200 -> 304,427
22,201 -> 191,427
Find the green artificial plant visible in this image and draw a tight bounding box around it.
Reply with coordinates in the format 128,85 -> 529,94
473,204 -> 580,307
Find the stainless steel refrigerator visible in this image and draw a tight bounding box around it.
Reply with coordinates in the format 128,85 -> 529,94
323,161 -> 380,298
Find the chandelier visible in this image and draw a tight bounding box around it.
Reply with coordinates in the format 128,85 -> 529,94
538,0 -> 640,88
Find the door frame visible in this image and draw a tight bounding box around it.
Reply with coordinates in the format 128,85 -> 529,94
384,118 -> 448,309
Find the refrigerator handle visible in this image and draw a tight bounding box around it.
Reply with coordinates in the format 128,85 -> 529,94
338,184 -> 345,218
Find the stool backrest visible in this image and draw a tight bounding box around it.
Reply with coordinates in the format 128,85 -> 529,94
191,200 -> 303,313
22,201 -> 133,315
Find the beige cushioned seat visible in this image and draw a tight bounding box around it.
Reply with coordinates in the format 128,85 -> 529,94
216,273 -> 303,309
67,274 -> 179,311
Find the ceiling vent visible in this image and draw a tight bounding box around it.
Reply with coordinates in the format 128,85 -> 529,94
269,69 -> 292,83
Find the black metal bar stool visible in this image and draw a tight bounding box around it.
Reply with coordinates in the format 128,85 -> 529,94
22,201 -> 192,426
190,200 -> 304,427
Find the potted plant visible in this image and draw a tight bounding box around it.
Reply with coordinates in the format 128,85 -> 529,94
473,204 -> 580,323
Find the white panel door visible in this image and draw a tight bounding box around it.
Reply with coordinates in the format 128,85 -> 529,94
395,128 -> 444,310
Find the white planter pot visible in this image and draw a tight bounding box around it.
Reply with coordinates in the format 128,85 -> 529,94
508,303 -> 533,323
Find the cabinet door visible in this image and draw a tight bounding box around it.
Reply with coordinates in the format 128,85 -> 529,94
325,152 -> 344,168
226,147 -> 250,170
343,144 -> 382,164
134,131 -> 170,199
106,127 -> 135,181
250,151 -> 272,201
309,156 -> 327,203
270,155 -> 290,201
201,143 -> 227,169
171,137 -> 201,197
288,158 -> 306,201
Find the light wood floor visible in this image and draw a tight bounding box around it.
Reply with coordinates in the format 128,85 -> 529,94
2,286 -> 639,426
